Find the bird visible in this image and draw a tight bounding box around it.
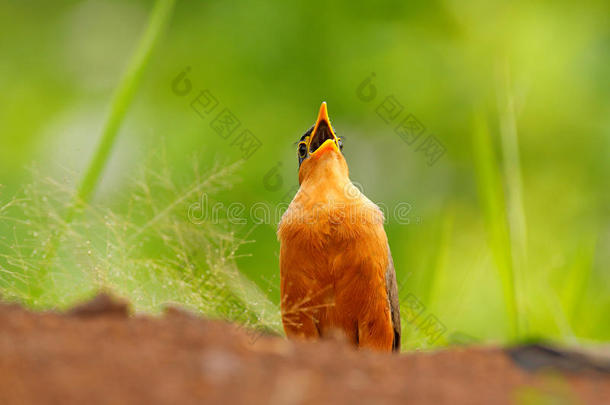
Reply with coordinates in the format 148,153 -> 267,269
278,102 -> 401,352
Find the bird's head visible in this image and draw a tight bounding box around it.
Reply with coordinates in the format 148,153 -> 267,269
297,102 -> 348,185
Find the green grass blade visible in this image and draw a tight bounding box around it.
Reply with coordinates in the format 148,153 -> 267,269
472,113 -> 519,341
34,0 -> 177,293
420,205 -> 454,312
496,64 -> 529,335
75,0 -> 177,207
563,235 -> 597,329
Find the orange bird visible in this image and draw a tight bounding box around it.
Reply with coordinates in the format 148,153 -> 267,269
278,102 -> 401,352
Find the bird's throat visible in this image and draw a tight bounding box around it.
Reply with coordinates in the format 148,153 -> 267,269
298,146 -> 349,187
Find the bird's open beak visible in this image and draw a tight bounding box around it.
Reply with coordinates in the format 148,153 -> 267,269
308,102 -> 339,154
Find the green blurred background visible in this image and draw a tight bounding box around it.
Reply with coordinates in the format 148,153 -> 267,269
1,0 -> 609,349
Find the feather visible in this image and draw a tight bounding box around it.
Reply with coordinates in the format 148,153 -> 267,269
385,245 -> 401,351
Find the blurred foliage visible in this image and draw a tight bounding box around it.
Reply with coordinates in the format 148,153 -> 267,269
0,156 -> 281,335
0,0 -> 609,349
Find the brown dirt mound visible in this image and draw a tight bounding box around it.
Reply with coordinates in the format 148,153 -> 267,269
0,294 -> 608,405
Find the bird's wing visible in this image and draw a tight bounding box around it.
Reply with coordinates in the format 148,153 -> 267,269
385,245 -> 401,352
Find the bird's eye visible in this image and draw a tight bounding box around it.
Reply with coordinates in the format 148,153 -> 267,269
337,137 -> 343,151
298,142 -> 308,158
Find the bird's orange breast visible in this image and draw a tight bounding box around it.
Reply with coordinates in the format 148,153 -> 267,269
278,177 -> 394,351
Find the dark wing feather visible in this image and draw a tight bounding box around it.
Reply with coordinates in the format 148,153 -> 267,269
385,245 -> 401,352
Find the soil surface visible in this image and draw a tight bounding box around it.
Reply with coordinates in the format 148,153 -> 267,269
1,294 -> 609,405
